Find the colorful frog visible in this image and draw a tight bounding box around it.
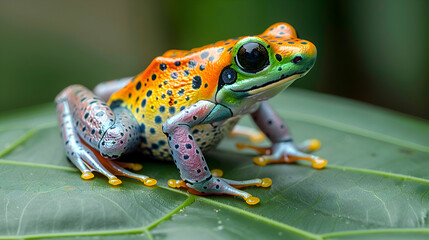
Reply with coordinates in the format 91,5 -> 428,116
55,23 -> 327,205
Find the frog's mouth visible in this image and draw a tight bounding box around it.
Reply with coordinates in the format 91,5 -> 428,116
231,73 -> 302,95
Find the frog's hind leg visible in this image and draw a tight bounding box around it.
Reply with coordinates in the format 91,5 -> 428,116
55,85 -> 156,186
56,99 -> 121,185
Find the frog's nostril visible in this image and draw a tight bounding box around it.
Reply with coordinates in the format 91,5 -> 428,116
291,56 -> 303,64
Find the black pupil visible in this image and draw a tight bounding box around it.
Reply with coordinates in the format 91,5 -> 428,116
236,42 -> 269,73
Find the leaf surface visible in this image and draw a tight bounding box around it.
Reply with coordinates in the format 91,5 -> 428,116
0,89 -> 429,240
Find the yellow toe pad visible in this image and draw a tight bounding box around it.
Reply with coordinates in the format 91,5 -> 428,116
245,196 -> 260,205
81,172 -> 94,180
168,179 -> 187,188
143,178 -> 157,186
130,163 -> 143,171
260,178 -> 272,188
211,169 -> 223,177
308,139 -> 321,151
312,158 -> 327,169
253,156 -> 268,166
108,178 -> 122,185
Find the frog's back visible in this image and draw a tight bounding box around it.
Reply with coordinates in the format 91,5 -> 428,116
109,39 -> 241,159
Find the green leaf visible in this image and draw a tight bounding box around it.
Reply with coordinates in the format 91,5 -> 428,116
1,88 -> 429,240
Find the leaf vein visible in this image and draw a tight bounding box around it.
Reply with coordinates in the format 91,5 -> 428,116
321,228 -> 429,239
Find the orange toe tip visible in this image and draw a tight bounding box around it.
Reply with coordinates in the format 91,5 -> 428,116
211,169 -> 223,177
250,134 -> 265,143
245,196 -> 260,205
81,172 -> 94,180
143,178 -> 157,186
132,164 -> 143,171
313,158 -> 328,169
308,139 -> 321,151
260,178 -> 272,188
109,178 -> 122,186
167,179 -> 176,188
253,156 -> 268,166
168,179 -> 184,188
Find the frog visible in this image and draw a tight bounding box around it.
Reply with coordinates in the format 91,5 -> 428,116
55,22 -> 327,205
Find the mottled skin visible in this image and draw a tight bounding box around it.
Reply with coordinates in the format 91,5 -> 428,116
56,23 -> 327,205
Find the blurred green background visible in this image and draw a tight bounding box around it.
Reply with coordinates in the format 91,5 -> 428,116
0,0 -> 428,118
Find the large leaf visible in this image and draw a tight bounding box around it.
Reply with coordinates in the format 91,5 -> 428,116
1,89 -> 429,240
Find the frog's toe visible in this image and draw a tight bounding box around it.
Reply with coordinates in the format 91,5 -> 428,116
108,161 -> 157,186
288,155 -> 327,169
114,161 -> 143,171
253,151 -> 327,169
230,125 -> 266,143
253,154 -> 293,166
81,171 -> 94,180
222,177 -> 272,188
142,178 -> 157,186
168,179 -> 187,188
245,196 -> 260,205
169,176 -> 270,205
198,176 -> 269,205
108,177 -> 122,186
236,143 -> 271,155
236,140 -> 327,169
296,139 -> 321,153
210,169 -> 223,177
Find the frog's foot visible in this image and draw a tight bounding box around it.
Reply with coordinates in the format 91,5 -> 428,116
63,135 -> 155,186
85,149 -> 157,186
68,144 -> 124,186
70,144 -> 157,186
168,176 -> 272,205
236,140 -> 327,169
230,125 -> 266,143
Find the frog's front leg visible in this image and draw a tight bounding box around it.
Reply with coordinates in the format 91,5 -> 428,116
55,85 -> 156,186
238,102 -> 327,169
163,101 -> 272,205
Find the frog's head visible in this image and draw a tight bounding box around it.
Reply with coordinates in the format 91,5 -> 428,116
215,23 -> 316,112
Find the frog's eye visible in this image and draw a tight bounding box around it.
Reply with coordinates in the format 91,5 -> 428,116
235,42 -> 269,73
